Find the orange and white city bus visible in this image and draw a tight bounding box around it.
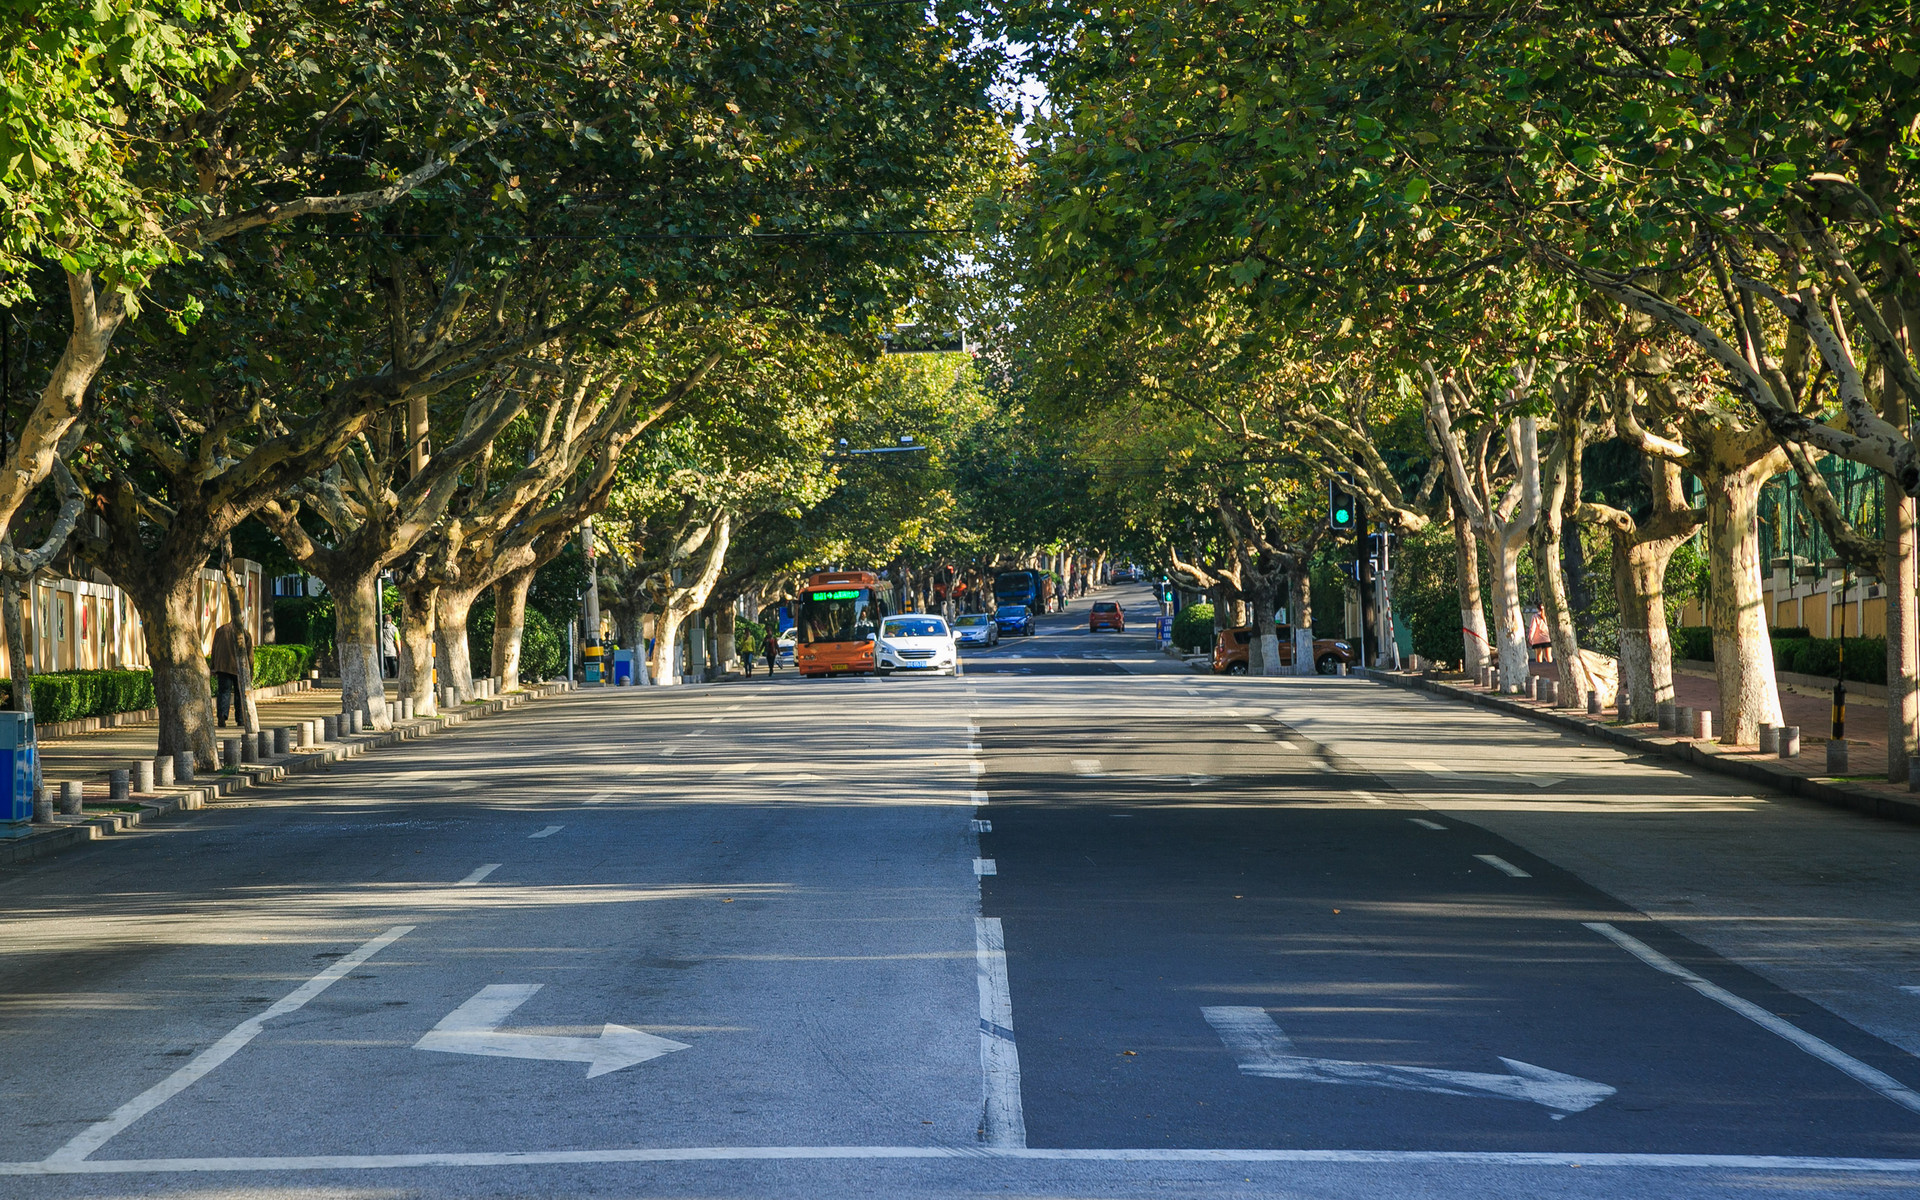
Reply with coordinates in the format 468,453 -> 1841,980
794,570 -> 890,677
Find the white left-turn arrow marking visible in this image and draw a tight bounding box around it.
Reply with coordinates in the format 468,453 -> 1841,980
1202,1006 -> 1613,1116
416,985 -> 689,1078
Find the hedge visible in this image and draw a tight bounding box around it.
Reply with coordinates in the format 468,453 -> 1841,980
1671,625 -> 1886,685
1172,603 -> 1216,653
251,643 -> 315,688
468,605 -> 565,683
0,670 -> 156,724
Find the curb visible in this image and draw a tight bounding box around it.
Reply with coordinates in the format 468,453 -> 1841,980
0,681 -> 578,867
1367,670 -> 1920,826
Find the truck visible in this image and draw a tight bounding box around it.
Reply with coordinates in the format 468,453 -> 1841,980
994,570 -> 1055,614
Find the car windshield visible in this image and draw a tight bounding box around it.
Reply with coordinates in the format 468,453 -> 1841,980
955,614 -> 990,627
797,590 -> 879,643
1093,602 -> 1117,611
996,605 -> 1027,617
882,617 -> 947,639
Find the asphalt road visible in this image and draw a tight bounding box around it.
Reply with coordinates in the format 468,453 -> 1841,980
3,584 -> 1919,1197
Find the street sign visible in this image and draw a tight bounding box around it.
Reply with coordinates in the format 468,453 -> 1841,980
416,985 -> 690,1077
1202,1006 -> 1613,1116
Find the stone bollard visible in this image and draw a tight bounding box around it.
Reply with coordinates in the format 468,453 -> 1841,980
443,686 -> 458,709
176,750 -> 195,782
257,729 -> 273,759
1587,689 -> 1600,716
296,720 -> 313,749
1674,706 -> 1694,738
135,760 -> 154,793
154,755 -> 174,787
60,780 -> 82,815
1758,724 -> 1779,755
1539,678 -> 1558,706
402,697 -> 415,720
1827,739 -> 1849,775
322,715 -> 339,741
349,709 -> 365,734
225,736 -> 245,766
1693,709 -> 1713,741
273,727 -> 289,756
32,786 -> 51,824
1779,726 -> 1801,758
109,768 -> 130,801
1656,703 -> 1674,731
1910,760 -> 1920,793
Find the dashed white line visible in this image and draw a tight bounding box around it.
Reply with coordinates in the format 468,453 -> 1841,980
972,819 -> 992,832
973,858 -> 997,876
528,826 -> 564,839
970,761 -> 986,776
457,864 -> 502,885
1587,921 -> 1920,1116
1244,723 -> 1266,732
1408,818 -> 1447,831
661,746 -> 679,757
1473,854 -> 1530,878
584,793 -> 614,805
1349,790 -> 1386,805
968,742 -> 982,753
970,790 -> 988,805
44,925 -> 415,1164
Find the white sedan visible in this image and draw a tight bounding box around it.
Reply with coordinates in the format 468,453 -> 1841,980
876,615 -> 960,677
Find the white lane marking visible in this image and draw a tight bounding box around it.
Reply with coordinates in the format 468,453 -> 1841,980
584,793 -> 614,805
457,864 -> 502,886
46,925 -> 414,1163
725,705 -> 742,712
1349,790 -> 1386,805
442,780 -> 480,791
661,746 -> 679,756
970,790 -> 988,806
11,1148 -> 1920,1174
1586,922 -> 1920,1116
972,819 -> 992,832
1274,740 -> 1299,750
975,917 -> 1026,1148
970,761 -> 986,776
626,765 -> 648,776
529,826 -> 564,839
1070,758 -> 1102,776
416,984 -> 689,1078
1408,818 -> 1447,831
1245,723 -> 1266,732
1901,986 -> 1920,996
974,859 -> 997,876
1202,1006 -> 1612,1116
1185,688 -> 1199,695
714,763 -> 755,775
1411,759 -> 1563,789
968,742 -> 982,753
1474,854 -> 1530,878
967,722 -> 979,735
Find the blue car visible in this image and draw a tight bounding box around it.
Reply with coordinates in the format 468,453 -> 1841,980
994,604 -> 1034,637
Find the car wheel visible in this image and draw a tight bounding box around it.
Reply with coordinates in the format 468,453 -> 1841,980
1227,661 -> 1248,675
1316,655 -> 1339,675
877,667 -> 893,677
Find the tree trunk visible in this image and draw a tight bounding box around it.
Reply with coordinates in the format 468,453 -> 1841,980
1610,532 -> 1683,722
491,567 -> 535,692
1452,505 -> 1489,676
434,587 -> 479,704
653,606 -> 687,686
141,577 -> 218,769
1703,457 -> 1784,744
1247,576 -> 1283,677
1885,489 -> 1917,781
716,606 -> 738,673
2,575 -> 31,715
1288,560 -> 1315,675
333,570 -> 391,730
1488,530 -> 1528,693
396,576 -> 438,716
1533,485 -> 1594,704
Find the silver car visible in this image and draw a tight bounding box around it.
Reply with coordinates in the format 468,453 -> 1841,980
952,612 -> 999,648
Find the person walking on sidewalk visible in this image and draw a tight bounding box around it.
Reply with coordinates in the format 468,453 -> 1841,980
766,626 -> 779,676
211,620 -> 250,728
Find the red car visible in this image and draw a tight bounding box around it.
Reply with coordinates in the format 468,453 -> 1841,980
1089,601 -> 1126,632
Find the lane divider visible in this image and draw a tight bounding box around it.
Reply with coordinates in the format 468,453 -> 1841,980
1474,854 -> 1531,879
456,864 -> 502,886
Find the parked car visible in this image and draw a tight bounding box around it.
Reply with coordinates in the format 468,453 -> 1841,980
876,614 -> 959,677
1089,600 -> 1125,632
953,612 -> 1000,648
1212,626 -> 1354,675
994,604 -> 1035,637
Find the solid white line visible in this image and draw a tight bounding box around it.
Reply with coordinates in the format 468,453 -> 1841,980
45,925 -> 414,1163
457,864 -> 502,885
970,790 -> 988,806
529,826 -> 564,839
1408,818 -> 1447,831
975,917 -> 1026,1148
1474,854 -> 1530,878
1586,922 -> 1920,1115
11,1148 -> 1920,1174
974,859 -> 997,876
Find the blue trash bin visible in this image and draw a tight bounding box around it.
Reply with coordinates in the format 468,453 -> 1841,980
612,649 -> 635,685
0,711 -> 35,827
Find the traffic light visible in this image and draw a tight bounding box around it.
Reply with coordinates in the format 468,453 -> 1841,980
1328,473 -> 1358,533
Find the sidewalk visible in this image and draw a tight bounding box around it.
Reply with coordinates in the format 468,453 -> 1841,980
1,679 -> 575,866
1383,663 -> 1920,826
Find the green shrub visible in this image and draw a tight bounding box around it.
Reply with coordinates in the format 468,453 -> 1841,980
468,605 -> 566,682
1773,626 -> 1811,640
0,670 -> 157,723
1172,603 -> 1216,653
272,597 -> 334,656
1774,637 -> 1885,686
252,644 -> 315,688
1673,626 -> 1714,663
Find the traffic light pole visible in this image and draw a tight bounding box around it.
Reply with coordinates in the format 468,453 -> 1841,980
1354,500 -> 1368,673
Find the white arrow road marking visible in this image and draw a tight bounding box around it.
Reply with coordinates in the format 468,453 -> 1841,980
1201,1007 -> 1614,1117
1408,818 -> 1448,831
417,985 -> 689,1079
1410,760 -> 1564,789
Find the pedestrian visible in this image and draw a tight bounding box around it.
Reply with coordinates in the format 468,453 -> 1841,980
379,616 -> 398,678
210,619 -> 249,728
766,626 -> 779,676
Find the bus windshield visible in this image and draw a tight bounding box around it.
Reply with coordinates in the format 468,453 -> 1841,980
797,588 -> 880,644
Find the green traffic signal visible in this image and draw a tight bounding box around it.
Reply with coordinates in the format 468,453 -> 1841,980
1334,507 -> 1350,524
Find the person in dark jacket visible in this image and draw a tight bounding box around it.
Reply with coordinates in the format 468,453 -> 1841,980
211,621 -> 250,727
